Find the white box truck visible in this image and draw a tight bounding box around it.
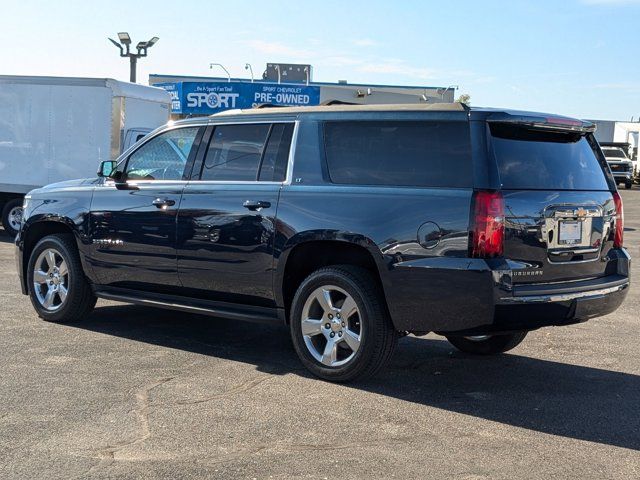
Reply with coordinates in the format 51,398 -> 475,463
0,75 -> 171,235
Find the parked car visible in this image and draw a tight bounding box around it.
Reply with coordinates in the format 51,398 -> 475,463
0,75 -> 171,237
15,103 -> 630,382
601,146 -> 634,189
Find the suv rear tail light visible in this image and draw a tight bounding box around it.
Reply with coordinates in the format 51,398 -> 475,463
613,191 -> 624,248
469,190 -> 504,258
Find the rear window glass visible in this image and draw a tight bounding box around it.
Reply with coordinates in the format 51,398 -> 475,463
323,121 -> 472,188
490,125 -> 609,190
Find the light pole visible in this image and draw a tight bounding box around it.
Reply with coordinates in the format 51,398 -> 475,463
274,65 -> 281,84
245,63 -> 254,82
440,84 -> 459,101
108,32 -> 159,83
303,66 -> 310,86
210,63 -> 231,82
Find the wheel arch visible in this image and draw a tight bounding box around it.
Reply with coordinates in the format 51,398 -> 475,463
275,234 -> 391,323
19,218 -> 83,294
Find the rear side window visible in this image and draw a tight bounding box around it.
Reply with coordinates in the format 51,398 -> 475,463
490,124 -> 609,190
199,123 -> 293,181
201,124 -> 270,181
323,121 -> 472,187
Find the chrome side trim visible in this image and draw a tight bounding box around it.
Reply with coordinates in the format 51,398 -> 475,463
111,119 -> 300,186
500,282 -> 629,304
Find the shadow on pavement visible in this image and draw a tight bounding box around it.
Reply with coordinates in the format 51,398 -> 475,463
75,303 -> 640,451
0,233 -> 15,244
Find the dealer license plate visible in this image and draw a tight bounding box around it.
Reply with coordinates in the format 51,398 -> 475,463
558,220 -> 582,245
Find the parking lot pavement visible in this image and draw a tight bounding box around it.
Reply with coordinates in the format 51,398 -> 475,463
0,190 -> 638,480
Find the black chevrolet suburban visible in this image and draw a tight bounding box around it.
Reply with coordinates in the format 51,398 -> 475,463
15,103 -> 630,382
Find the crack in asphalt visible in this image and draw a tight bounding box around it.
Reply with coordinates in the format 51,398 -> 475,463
84,376 -> 174,476
170,375 -> 274,406
83,373 -> 274,475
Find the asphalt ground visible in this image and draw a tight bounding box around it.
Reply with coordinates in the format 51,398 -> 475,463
0,188 -> 639,479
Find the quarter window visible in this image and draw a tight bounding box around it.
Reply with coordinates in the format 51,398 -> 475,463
323,121 -> 472,188
125,127 -> 199,180
259,123 -> 294,182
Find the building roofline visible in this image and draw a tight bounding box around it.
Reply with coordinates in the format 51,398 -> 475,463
149,73 -> 447,91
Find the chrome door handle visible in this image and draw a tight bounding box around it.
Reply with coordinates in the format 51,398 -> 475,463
243,200 -> 271,211
152,198 -> 176,209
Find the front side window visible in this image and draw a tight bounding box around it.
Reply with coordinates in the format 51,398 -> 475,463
323,121 -> 472,187
125,127 -> 199,180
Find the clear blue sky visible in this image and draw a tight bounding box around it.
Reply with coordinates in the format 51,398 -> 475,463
2,0 -> 639,120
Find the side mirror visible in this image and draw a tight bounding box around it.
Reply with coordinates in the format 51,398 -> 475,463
98,160 -> 117,178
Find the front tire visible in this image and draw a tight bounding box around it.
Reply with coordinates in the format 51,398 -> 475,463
446,332 -> 527,355
290,265 -> 397,382
625,180 -> 633,189
1,198 -> 23,237
27,234 -> 96,323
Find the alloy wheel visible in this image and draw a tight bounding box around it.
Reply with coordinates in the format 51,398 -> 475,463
33,248 -> 69,312
300,285 -> 362,367
7,206 -> 23,232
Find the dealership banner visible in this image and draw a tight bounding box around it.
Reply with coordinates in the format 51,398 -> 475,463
155,81 -> 321,115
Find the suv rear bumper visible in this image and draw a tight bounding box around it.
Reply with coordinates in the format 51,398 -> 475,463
385,248 -> 630,334
481,273 -> 629,335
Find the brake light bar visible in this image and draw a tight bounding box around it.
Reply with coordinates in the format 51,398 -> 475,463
544,116 -> 584,127
613,191 -> 624,248
487,114 -> 596,133
469,190 -> 504,258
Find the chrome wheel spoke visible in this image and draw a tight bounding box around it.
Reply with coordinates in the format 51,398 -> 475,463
33,270 -> 48,284
45,250 -> 57,272
57,285 -> 68,303
42,288 -> 56,309
321,339 -> 338,366
58,261 -> 68,277
342,329 -> 361,352
315,288 -> 335,314
301,318 -> 323,336
339,296 -> 357,319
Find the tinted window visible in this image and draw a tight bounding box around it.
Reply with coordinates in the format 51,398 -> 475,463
602,148 -> 627,159
125,127 -> 199,180
201,124 -> 270,181
323,121 -> 472,187
259,123 -> 294,181
491,125 -> 609,190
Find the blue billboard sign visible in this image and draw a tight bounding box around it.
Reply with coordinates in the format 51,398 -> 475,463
156,81 -> 321,115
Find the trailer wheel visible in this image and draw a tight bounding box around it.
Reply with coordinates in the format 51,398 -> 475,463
1,198 -> 23,237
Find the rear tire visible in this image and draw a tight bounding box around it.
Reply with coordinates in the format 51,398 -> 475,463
27,234 -> 96,323
289,265 -> 397,382
1,198 -> 23,237
625,180 -> 633,189
446,331 -> 527,355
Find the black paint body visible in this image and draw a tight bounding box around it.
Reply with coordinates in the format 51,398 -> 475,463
15,107 -> 631,334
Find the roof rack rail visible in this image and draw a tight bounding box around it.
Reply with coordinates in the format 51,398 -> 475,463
321,100 -> 358,106
252,103 -> 286,109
